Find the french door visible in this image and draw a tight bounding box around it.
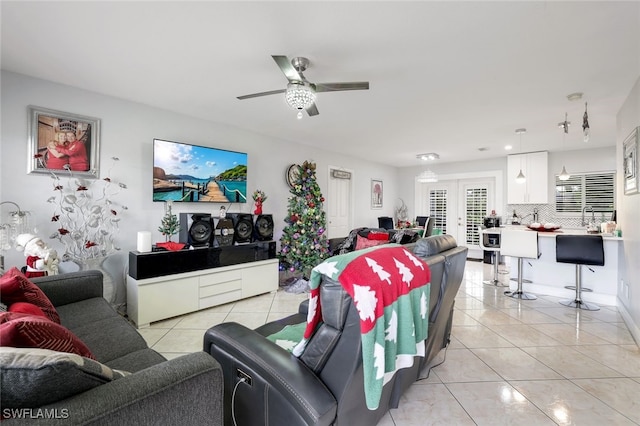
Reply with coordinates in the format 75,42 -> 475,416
417,178 -> 494,257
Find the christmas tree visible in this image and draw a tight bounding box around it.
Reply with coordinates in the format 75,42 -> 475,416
158,201 -> 180,241
279,161 -> 330,279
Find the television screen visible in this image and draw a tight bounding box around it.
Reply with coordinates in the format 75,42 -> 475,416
153,139 -> 247,203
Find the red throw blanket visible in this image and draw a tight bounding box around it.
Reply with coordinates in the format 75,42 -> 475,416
293,244 -> 431,410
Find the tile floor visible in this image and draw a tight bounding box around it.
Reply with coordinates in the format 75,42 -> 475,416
136,260 -> 640,425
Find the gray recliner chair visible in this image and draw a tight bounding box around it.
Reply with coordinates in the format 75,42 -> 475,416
203,235 -> 468,426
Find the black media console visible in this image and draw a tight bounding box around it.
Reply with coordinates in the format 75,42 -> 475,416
128,241 -> 277,280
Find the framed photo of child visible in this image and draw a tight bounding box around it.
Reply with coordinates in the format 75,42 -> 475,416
27,106 -> 101,178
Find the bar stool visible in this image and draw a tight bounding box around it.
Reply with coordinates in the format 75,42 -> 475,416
478,227 -> 508,287
500,229 -> 539,300
555,234 -> 603,311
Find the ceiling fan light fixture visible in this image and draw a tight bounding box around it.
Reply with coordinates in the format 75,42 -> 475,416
285,82 -> 316,112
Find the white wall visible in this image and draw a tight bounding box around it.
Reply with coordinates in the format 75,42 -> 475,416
0,71 -> 398,303
616,75 -> 640,341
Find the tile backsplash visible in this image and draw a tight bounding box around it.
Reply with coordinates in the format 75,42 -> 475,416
504,204 -> 612,228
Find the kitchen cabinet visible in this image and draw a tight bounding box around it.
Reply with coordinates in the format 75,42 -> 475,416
507,151 -> 548,204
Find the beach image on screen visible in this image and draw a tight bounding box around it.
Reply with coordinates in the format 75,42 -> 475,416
153,139 -> 247,203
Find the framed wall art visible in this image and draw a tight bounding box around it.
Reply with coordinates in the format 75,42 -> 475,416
28,106 -> 101,178
623,126 -> 639,195
371,179 -> 383,209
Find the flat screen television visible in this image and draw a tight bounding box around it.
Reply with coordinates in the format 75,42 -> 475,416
153,139 -> 247,203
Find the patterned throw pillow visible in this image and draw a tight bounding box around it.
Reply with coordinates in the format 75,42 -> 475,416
0,312 -> 94,359
390,229 -> 420,244
0,267 -> 60,323
0,347 -> 130,409
335,227 -> 368,254
355,235 -> 388,250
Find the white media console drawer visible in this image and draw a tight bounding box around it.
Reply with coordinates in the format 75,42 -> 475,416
127,258 -> 278,328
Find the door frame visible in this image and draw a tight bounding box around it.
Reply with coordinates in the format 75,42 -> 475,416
326,165 -> 354,239
457,179 -> 493,258
414,169 -> 504,251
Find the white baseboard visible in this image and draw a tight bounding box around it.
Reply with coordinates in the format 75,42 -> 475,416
617,298 -> 640,346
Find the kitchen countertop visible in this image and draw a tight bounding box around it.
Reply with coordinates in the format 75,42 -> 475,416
482,226 -> 623,240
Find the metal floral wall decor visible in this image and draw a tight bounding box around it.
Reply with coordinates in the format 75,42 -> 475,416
34,155 -> 128,263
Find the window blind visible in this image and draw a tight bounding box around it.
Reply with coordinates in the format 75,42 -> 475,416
429,189 -> 447,235
465,187 -> 487,245
555,172 -> 615,214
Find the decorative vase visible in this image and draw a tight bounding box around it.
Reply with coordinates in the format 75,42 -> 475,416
75,257 -> 115,304
254,201 -> 263,215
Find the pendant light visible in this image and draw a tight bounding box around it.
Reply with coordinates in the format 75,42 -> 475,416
558,113 -> 571,181
515,128 -> 526,184
415,153 -> 439,183
582,102 -> 590,143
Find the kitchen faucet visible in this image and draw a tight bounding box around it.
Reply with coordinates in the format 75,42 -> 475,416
582,205 -> 595,226
517,208 -> 539,224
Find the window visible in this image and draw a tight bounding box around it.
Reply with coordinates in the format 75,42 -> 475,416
555,172 -> 615,214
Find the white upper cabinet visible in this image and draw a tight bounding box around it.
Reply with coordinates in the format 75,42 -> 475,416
507,151 -> 548,204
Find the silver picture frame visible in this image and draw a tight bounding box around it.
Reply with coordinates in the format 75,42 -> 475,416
28,105 -> 101,178
623,126 -> 639,195
371,179 -> 383,209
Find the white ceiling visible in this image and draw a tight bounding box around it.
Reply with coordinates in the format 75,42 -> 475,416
2,1 -> 639,167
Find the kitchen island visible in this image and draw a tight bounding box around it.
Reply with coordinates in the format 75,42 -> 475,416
482,226 -> 623,305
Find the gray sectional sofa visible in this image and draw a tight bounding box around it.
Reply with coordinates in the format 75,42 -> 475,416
1,270 -> 223,425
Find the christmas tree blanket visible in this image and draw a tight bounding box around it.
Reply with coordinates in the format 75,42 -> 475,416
292,244 -> 431,410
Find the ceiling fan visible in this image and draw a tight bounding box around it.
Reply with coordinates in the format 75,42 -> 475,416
237,55 -> 369,118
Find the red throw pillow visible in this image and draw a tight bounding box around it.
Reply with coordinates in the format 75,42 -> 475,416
0,267 -> 60,324
355,235 -> 388,250
0,312 -> 94,359
8,302 -> 48,318
367,231 -> 389,241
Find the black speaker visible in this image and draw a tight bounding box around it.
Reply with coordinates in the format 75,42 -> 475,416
229,213 -> 254,244
214,218 -> 234,247
253,214 -> 274,241
179,213 -> 213,247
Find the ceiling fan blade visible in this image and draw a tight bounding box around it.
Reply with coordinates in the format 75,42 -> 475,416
306,103 -> 319,117
237,89 -> 285,100
272,55 -> 302,82
314,82 -> 369,92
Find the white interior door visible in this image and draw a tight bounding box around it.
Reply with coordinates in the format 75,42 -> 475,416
327,167 -> 352,239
